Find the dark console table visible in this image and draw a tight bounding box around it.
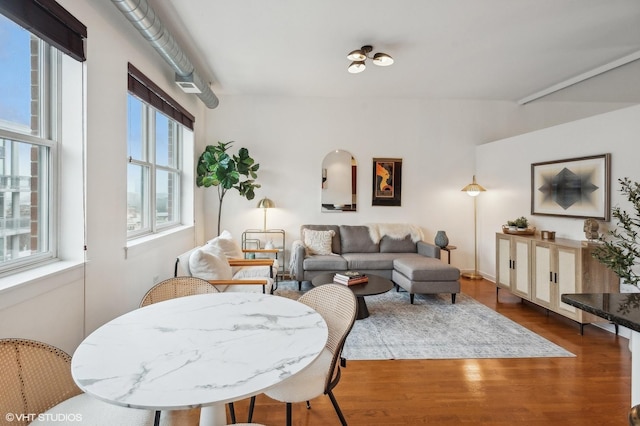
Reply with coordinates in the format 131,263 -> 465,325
561,293 -> 640,333
562,292 -> 640,408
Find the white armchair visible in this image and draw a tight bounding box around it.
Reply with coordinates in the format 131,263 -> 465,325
175,231 -> 277,294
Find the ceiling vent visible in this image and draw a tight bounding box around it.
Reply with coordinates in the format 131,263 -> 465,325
175,73 -> 202,93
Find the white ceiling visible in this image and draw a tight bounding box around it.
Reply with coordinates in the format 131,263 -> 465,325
150,0 -> 640,103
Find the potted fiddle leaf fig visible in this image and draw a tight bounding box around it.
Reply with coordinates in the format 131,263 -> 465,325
592,177 -> 640,288
196,141 -> 260,236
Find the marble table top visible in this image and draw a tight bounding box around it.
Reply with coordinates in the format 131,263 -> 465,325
561,293 -> 640,333
71,292 -> 328,410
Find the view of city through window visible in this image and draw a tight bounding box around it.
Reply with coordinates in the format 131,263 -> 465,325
126,94 -> 183,236
0,14 -> 50,266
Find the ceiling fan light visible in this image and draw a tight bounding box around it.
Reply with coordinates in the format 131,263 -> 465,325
347,49 -> 366,61
372,52 -> 394,66
348,61 -> 366,74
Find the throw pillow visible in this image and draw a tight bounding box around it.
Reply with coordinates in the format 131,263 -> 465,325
303,229 -> 335,255
188,246 -> 233,281
209,230 -> 243,259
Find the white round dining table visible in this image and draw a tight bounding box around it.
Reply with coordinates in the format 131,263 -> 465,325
71,292 -> 328,426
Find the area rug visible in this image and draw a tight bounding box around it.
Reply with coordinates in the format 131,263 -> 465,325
274,282 -> 574,360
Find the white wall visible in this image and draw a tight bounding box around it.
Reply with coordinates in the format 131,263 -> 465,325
204,97 -> 501,270
476,104 -> 640,281
203,96 -> 634,274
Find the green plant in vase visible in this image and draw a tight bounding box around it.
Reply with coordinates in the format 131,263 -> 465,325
196,141 -> 260,236
592,177 -> 640,288
514,216 -> 529,230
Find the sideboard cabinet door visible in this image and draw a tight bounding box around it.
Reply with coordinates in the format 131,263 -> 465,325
531,242 -> 552,310
495,233 -> 531,299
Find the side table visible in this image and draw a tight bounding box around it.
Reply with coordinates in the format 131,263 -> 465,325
441,245 -> 457,264
241,229 -> 286,279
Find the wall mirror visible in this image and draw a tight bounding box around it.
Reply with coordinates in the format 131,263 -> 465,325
321,150 -> 357,212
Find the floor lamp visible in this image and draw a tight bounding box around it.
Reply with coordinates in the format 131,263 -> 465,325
461,176 -> 486,280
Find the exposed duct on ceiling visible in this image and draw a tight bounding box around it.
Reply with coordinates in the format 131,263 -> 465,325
111,0 -> 219,109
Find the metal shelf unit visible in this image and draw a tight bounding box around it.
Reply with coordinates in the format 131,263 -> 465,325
241,229 -> 286,278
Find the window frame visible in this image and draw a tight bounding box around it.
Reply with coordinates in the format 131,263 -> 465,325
126,94 -> 186,239
0,32 -> 60,275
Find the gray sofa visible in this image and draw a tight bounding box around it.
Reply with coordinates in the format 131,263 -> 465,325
290,224 -> 461,303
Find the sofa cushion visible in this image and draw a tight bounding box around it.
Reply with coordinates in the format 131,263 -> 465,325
301,225 -> 341,254
303,229 -> 335,255
394,257 -> 460,281
339,225 -> 378,253
342,253 -> 398,270
379,235 -> 417,253
303,254 -> 348,271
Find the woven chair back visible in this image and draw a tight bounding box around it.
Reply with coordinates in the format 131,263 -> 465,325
297,283 -> 357,391
140,276 -> 219,307
0,338 -> 82,425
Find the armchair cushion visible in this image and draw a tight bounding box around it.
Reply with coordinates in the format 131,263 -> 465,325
209,230 -> 244,259
209,230 -> 246,275
189,246 -> 232,291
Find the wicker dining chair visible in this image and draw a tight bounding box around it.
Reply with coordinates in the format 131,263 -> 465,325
249,283 -> 357,426
140,276 -> 220,307
0,338 -> 155,426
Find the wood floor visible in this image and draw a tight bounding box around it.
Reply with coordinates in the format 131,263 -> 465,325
170,278 -> 632,425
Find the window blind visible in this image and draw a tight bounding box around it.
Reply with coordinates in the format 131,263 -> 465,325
128,63 -> 195,130
0,0 -> 87,62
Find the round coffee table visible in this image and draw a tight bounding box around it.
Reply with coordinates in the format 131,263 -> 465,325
311,272 -> 394,320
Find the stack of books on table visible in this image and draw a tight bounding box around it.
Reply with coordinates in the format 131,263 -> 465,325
333,271 -> 368,286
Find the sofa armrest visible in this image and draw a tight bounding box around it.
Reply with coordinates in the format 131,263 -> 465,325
417,241 -> 441,259
290,240 -> 306,281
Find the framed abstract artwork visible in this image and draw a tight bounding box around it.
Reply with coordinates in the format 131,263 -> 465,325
531,154 -> 611,220
372,158 -> 402,206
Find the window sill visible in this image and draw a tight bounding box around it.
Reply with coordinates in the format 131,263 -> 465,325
0,260 -> 85,311
125,225 -> 194,260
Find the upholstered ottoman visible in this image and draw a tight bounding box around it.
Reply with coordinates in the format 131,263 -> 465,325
392,257 -> 461,304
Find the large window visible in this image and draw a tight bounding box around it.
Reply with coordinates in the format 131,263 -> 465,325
0,0 -> 86,276
127,95 -> 184,236
0,14 -> 56,272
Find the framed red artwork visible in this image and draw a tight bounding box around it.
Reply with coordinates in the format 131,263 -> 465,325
372,158 -> 402,206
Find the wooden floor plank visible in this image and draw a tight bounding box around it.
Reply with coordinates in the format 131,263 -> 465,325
169,278 -> 632,425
